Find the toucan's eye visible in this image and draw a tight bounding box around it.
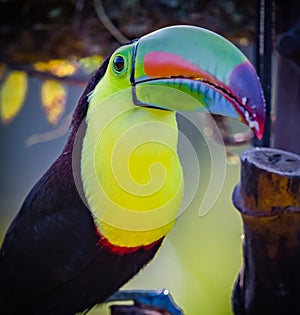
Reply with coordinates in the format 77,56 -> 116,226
113,56 -> 125,73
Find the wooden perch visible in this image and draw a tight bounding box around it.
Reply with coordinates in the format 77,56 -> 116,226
232,147 -> 300,315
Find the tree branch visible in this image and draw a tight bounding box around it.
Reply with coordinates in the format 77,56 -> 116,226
93,0 -> 129,44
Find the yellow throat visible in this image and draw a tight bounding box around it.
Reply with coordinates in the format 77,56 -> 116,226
80,88 -> 183,248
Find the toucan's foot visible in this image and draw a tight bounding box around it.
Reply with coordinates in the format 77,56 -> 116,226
105,289 -> 184,315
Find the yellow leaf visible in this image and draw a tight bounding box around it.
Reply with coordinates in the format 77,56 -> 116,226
0,71 -> 27,124
34,59 -> 76,77
79,55 -> 103,73
41,80 -> 66,125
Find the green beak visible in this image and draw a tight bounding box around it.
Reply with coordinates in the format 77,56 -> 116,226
131,25 -> 265,139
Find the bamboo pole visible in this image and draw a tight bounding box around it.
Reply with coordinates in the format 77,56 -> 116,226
232,147 -> 300,314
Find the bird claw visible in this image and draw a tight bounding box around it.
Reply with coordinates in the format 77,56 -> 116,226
105,288 -> 184,315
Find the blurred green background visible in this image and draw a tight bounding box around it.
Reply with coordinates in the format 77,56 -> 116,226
0,1 -> 257,314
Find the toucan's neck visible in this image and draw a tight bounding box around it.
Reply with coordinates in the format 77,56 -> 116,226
80,98 -> 184,249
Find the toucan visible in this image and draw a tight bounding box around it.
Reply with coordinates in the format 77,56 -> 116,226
0,25 -> 265,314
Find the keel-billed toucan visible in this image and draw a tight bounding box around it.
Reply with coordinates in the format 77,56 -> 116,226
0,26 -> 265,314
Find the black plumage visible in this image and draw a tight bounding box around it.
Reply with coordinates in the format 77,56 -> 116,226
0,57 -> 163,315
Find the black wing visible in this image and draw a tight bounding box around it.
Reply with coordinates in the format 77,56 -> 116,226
0,153 -> 100,314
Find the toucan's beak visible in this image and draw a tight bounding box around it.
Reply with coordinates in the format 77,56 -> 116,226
131,25 -> 265,139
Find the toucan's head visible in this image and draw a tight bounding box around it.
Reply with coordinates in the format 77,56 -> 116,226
88,25 -> 265,139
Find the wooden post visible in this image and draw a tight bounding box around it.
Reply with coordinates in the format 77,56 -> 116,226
232,147 -> 300,315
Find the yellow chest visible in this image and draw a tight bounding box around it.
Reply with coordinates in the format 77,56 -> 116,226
81,96 -> 183,247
